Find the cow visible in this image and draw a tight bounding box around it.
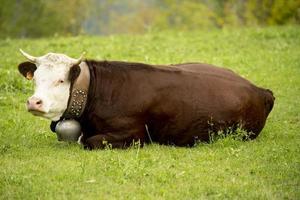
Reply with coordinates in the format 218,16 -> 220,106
18,49 -> 275,149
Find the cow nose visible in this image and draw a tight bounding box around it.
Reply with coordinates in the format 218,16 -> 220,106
27,97 -> 43,111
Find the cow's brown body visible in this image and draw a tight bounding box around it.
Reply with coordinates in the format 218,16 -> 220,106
78,60 -> 274,149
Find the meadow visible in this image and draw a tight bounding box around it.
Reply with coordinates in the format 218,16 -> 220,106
0,26 -> 299,199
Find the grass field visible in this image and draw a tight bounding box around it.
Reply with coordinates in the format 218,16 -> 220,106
0,26 -> 299,199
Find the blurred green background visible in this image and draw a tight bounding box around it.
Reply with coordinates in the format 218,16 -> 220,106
1,0 -> 299,38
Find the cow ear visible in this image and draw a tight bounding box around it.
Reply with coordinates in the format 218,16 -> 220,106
18,62 -> 37,80
69,65 -> 81,83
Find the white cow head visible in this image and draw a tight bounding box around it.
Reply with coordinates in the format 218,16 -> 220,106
18,49 -> 84,121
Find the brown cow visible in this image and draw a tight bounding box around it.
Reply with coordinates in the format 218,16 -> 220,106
18,50 -> 275,149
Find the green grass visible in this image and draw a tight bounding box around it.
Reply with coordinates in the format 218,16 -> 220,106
0,26 -> 299,199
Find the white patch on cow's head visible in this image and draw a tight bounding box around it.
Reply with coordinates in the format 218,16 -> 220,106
20,51 -> 83,121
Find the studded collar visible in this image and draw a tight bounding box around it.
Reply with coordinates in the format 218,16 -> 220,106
63,61 -> 90,119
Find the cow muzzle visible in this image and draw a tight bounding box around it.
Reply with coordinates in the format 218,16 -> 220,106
27,96 -> 45,114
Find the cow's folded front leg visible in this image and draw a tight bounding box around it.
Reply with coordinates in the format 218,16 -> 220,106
83,134 -> 124,149
83,129 -> 146,150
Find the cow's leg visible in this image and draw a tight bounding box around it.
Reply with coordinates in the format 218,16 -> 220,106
83,128 -> 146,150
84,134 -> 126,149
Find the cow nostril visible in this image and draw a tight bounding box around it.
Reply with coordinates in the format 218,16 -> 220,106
36,100 -> 42,105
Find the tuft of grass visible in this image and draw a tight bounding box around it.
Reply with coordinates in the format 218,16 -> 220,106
208,126 -> 255,144
0,26 -> 299,199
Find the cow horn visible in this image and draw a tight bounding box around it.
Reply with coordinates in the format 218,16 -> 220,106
72,52 -> 86,65
19,49 -> 38,63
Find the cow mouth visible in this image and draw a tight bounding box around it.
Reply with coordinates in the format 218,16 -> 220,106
29,109 -> 62,121
28,109 -> 46,116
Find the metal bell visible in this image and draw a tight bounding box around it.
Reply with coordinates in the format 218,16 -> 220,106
55,119 -> 81,142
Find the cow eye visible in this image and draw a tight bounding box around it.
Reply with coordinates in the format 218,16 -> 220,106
54,79 -> 65,86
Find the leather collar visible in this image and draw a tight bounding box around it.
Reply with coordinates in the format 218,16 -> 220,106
63,61 -> 90,119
